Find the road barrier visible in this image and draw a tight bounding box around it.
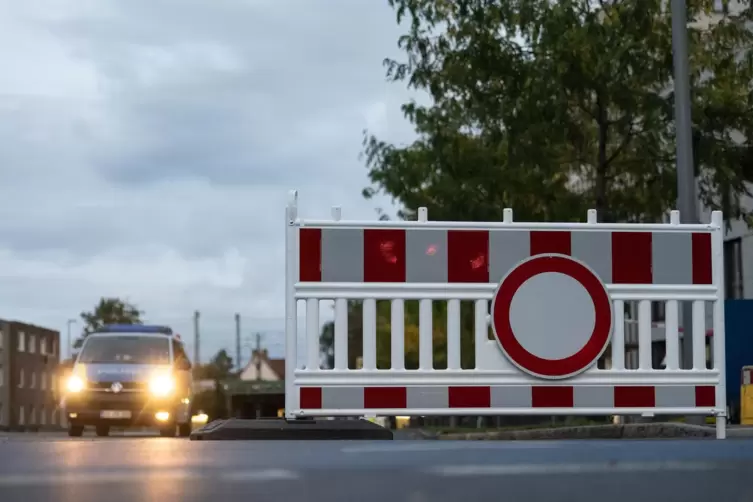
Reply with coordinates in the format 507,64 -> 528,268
284,191 -> 728,439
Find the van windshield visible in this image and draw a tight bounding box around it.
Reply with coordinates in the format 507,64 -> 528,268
77,335 -> 170,365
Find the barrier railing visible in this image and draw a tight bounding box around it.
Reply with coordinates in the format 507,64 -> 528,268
284,191 -> 727,439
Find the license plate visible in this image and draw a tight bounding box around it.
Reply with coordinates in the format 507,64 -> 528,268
100,410 -> 131,419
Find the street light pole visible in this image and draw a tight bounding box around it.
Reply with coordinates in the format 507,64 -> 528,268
671,0 -> 702,424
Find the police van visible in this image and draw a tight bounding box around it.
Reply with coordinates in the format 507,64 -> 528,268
61,324 -> 194,438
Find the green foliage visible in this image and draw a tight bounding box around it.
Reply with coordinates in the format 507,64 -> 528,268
322,0 -> 753,365
320,300 -> 483,370
364,0 -> 753,223
193,349 -> 235,381
77,297 -> 143,343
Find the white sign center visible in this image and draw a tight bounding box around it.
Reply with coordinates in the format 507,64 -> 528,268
508,271 -> 596,360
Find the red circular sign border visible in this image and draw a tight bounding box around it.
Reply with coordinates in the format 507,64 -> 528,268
491,254 -> 613,379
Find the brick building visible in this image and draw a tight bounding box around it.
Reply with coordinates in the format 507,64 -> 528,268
0,320 -> 61,431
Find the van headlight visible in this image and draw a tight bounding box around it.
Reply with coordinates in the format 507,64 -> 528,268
149,375 -> 174,397
66,375 -> 85,393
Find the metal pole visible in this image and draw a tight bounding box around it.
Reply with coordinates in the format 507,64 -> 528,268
255,333 -> 262,381
193,311 -> 200,365
234,313 -> 241,373
671,0 -> 703,424
66,319 -> 76,360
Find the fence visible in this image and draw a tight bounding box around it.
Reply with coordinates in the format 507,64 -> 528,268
283,190 -> 728,439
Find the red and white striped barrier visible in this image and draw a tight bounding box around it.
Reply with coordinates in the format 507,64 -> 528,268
284,191 -> 728,439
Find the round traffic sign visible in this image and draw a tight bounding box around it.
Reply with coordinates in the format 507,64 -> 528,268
491,254 -> 613,379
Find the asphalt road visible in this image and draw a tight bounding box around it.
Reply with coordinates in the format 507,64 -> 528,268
1,431 -> 752,502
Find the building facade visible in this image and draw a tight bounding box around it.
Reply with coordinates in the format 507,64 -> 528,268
0,320 -> 61,431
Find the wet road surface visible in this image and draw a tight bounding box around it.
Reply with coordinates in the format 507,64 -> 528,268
1,431 -> 752,502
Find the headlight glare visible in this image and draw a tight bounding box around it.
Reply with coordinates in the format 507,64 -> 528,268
149,375 -> 174,397
66,375 -> 85,393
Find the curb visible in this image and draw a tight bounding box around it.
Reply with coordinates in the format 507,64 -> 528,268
428,422 -> 738,440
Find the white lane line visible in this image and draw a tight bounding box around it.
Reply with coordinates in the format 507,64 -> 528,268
342,442 -> 563,453
0,469 -> 300,486
0,470 -> 195,486
427,461 -> 720,477
221,469 -> 299,482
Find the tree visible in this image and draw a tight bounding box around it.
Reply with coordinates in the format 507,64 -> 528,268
73,297 -> 143,349
80,297 -> 143,336
193,349 -> 235,381
323,0 -> 753,370
364,0 -> 753,224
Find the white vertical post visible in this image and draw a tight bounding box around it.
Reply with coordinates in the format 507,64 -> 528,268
306,299 -> 320,370
474,300 -> 487,369
362,299 -> 377,370
447,299 -> 461,370
418,204 -> 432,367
331,206 -> 342,221
284,190 -> 299,418
419,299 -> 433,370
692,300 -> 706,370
330,206 -> 348,371
711,211 -> 727,439
391,299 -> 405,370
611,300 -> 625,370
665,300 -> 680,370
638,300 -> 652,370
503,208 -> 513,223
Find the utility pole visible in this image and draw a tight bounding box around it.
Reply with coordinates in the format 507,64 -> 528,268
255,333 -> 262,381
671,0 -> 702,425
66,319 -> 76,360
234,313 -> 241,372
193,310 -> 200,364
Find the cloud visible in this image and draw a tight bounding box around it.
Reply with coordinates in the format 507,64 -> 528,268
0,0 -> 419,364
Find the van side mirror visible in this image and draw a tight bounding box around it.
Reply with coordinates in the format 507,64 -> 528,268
175,358 -> 191,371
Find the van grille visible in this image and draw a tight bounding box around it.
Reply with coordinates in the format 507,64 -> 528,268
90,381 -> 147,392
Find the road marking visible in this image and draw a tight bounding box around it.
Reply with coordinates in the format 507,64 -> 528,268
0,470 -> 195,486
426,461 -> 722,477
341,442 -> 563,454
0,469 -> 299,486
221,469 -> 299,482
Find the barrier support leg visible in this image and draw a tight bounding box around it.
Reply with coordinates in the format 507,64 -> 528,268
716,415 -> 726,440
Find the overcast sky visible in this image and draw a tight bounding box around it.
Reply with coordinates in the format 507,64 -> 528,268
0,0 -> 420,366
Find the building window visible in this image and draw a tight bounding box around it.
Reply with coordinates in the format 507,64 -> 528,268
52,340 -> 57,356
28,334 -> 36,354
41,372 -> 47,390
40,337 -> 47,355
18,369 -> 24,388
17,332 -> 25,352
40,407 -> 46,426
30,372 -> 36,389
724,237 -> 744,299
18,406 -> 24,426
30,407 -> 35,425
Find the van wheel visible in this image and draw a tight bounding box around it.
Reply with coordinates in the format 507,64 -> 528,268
95,425 -> 110,437
159,425 -> 176,438
178,423 -> 192,438
68,425 -> 84,437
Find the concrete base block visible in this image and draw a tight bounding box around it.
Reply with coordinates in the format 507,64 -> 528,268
189,418 -> 394,441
